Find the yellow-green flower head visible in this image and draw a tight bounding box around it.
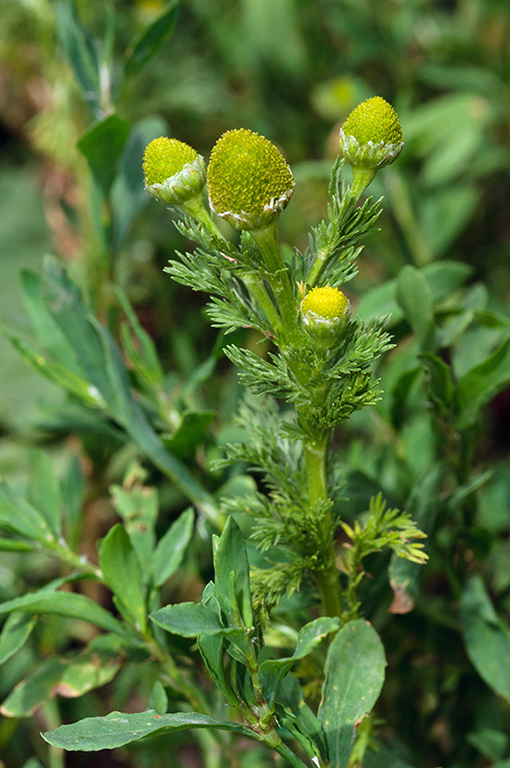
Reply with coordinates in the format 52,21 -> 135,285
207,129 -> 295,230
301,286 -> 350,346
339,96 -> 403,170
143,137 -> 206,205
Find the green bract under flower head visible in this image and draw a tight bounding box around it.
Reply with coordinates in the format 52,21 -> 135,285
143,137 -> 206,205
340,96 -> 403,170
207,129 -> 295,230
301,286 -> 350,347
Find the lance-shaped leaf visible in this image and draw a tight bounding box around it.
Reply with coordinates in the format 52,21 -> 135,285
98,524 -> 146,633
396,265 -> 434,347
0,613 -> 37,665
0,479 -> 56,543
1,652 -> 120,718
151,602 -> 230,637
0,590 -> 127,638
27,450 -> 63,539
123,0 -> 179,80
151,508 -> 194,587
461,575 -> 510,702
318,620 -> 386,768
38,257 -> 222,528
110,483 -> 158,579
455,336 -> 510,430
111,116 -> 167,249
277,674 -> 328,764
77,114 -> 130,194
42,710 -> 252,751
55,0 -> 102,118
260,617 -> 340,706
213,517 -> 253,628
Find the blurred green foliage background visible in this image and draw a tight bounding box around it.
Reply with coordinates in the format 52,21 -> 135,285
0,0 -> 509,767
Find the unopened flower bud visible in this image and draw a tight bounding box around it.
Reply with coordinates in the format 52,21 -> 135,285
207,129 -> 295,230
301,286 -> 350,347
143,137 -> 206,205
339,96 -> 403,171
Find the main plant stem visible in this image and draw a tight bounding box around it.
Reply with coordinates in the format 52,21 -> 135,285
303,432 -> 343,619
250,220 -> 343,620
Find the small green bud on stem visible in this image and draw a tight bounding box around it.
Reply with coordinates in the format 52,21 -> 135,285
301,286 -> 350,347
143,137 -> 206,207
339,96 -> 403,200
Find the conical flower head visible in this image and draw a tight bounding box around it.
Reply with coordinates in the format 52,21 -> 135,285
340,96 -> 403,170
207,129 -> 295,230
301,286 -> 350,346
143,137 -> 206,205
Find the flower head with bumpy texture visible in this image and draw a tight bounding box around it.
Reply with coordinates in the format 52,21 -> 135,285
207,129 -> 295,230
340,96 -> 403,170
301,286 -> 350,346
143,137 -> 206,205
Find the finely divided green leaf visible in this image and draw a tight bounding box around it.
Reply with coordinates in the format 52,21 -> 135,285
389,464 -> 442,614
318,620 -> 386,768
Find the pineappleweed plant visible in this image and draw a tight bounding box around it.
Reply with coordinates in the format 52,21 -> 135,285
41,97 -> 428,768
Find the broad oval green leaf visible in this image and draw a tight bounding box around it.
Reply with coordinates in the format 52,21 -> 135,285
357,261 -> 472,323
77,114 -> 130,194
318,620 -> 386,768
151,602 -> 225,637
